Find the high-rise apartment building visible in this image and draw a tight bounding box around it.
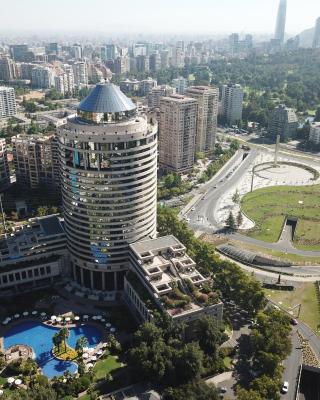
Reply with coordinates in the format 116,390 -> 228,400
274,0 -> 287,44
0,56 -> 17,82
0,139 -> 10,191
101,44 -> 118,61
148,85 -> 175,109
139,78 -> 157,96
71,44 -> 82,59
149,53 -> 161,72
313,17 -> 320,49
0,86 -> 17,118
12,134 -> 60,189
114,56 -> 130,75
72,61 -> 88,86
57,82 -> 158,291
268,104 -> 298,141
31,66 -> 54,89
54,67 -> 74,96
309,122 -> 320,145
229,33 -> 239,55
10,45 -> 35,62
221,84 -> 244,126
159,94 -> 197,173
186,86 -> 219,153
136,55 -> 149,72
172,77 -> 188,95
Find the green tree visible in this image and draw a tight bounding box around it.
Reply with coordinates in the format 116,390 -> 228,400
59,327 -> 70,352
195,316 -> 223,356
53,332 -> 62,352
75,336 -> 88,354
163,381 -> 219,400
225,211 -> 236,230
237,211 -> 243,227
232,189 -> 240,204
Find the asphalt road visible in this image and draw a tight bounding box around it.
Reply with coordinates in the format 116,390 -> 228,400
282,330 -> 302,400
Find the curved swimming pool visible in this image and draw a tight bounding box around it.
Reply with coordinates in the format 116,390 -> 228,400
4,321 -> 102,378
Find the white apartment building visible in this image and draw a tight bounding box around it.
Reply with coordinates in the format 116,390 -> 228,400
309,122 -> 320,145
159,94 -> 197,173
221,83 -> 244,126
147,85 -> 175,109
72,61 -> 88,86
186,85 -> 219,153
172,76 -> 188,94
31,66 -> 54,89
0,86 -> 17,118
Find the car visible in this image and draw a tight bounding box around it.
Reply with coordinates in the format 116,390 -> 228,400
185,217 -> 190,223
290,318 -> 298,325
213,185 -> 217,189
191,207 -> 195,211
220,387 -> 227,393
281,381 -> 289,394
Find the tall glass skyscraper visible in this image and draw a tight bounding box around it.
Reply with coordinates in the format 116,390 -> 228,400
313,17 -> 320,49
274,0 -> 287,44
57,82 -> 158,292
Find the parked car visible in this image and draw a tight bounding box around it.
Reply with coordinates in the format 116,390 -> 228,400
281,381 -> 289,394
290,318 -> 298,326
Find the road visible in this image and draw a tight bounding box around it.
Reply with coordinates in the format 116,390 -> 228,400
282,330 -> 302,400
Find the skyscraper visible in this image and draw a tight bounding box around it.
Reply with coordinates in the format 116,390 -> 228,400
313,17 -> 320,49
159,94 -> 197,173
186,86 -> 219,154
274,0 -> 287,45
57,82 -> 158,291
268,104 -> 298,141
0,139 -> 10,192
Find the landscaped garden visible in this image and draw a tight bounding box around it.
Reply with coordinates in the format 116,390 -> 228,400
241,185 -> 320,250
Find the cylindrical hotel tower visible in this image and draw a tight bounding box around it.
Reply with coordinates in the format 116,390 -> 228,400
57,82 -> 157,291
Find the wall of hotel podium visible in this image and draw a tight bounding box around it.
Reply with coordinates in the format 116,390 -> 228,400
0,256 -> 66,297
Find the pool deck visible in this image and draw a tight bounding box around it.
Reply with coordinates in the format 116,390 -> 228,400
0,318 -> 108,353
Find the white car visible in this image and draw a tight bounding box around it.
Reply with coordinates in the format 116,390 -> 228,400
281,381 -> 289,394
191,207 -> 195,211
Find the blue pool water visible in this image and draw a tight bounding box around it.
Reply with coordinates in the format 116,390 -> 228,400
4,321 -> 102,378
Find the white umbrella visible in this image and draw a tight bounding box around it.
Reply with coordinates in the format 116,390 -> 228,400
56,317 -> 62,322
32,311 -> 38,315
65,317 -> 71,322
110,327 -> 116,333
23,312 -> 29,316
105,323 -> 111,328
0,389 -> 4,395
90,355 -> 97,361
14,314 -> 20,318
7,377 -> 15,384
96,315 -> 102,320
92,316 -> 97,320
86,363 -> 94,369
41,312 -> 46,317
101,318 -> 105,322
82,353 -> 89,359
74,316 -> 80,321
83,315 -> 89,319
51,315 -> 57,320
97,349 -> 103,355
14,379 -> 22,385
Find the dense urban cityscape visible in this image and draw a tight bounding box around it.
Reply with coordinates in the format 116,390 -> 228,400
0,0 -> 320,399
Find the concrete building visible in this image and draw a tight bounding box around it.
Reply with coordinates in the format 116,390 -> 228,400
274,0 -> 287,45
229,33 -> 239,55
160,50 -> 170,69
114,56 -> 130,75
0,215 -> 67,297
124,235 -> 223,325
0,56 -> 17,82
268,104 -> 298,141
147,85 -> 175,109
54,71 -> 74,96
0,86 -> 17,118
186,86 -> 219,153
12,134 -> 60,189
149,53 -> 161,72
172,76 -> 188,94
0,138 -> 10,191
31,66 -> 54,89
221,84 -> 244,126
72,61 -> 88,86
71,44 -> 82,60
136,55 -> 149,72
139,78 -> 157,96
313,17 -> 320,49
57,82 -> 158,292
309,122 -> 320,145
101,44 -> 118,61
120,79 -> 140,95
10,45 -> 35,62
159,94 -> 197,173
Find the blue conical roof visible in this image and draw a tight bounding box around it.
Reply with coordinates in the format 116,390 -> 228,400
78,82 -> 136,113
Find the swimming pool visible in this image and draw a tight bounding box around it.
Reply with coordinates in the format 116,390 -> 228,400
4,321 -> 102,378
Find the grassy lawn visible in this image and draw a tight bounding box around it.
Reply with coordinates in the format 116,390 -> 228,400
53,345 -> 78,360
241,185 -> 320,250
264,283 -> 320,334
93,356 -> 122,381
223,356 -> 232,369
230,240 -> 320,265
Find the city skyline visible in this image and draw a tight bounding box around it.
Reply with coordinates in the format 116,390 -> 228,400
0,0 -> 319,35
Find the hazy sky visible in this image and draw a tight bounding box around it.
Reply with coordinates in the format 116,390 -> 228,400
0,0 -> 319,35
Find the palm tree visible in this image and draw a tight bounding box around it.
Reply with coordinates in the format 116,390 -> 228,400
52,332 -> 62,353
59,327 -> 70,352
75,336 -> 88,354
